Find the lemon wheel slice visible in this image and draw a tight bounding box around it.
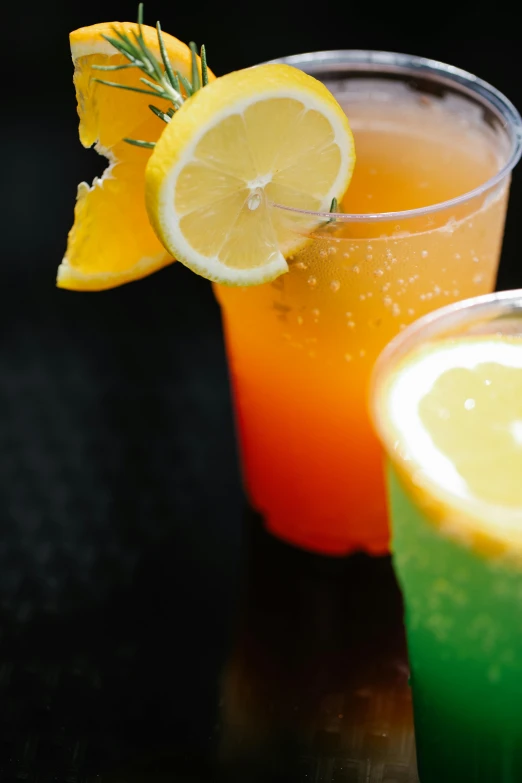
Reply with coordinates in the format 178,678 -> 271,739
146,63 -> 355,286
376,334 -> 522,555
58,22 -> 213,291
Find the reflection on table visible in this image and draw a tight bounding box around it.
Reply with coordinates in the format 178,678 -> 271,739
219,508 -> 418,782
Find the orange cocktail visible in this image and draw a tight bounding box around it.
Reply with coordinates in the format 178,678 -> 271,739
214,51 -> 522,555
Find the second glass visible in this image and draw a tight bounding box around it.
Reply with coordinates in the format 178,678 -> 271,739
370,289 -> 522,782
214,50 -> 522,555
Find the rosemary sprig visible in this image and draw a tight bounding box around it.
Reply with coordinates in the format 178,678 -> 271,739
325,197 -> 339,224
156,21 -> 176,89
91,3 -> 210,148
177,71 -> 194,98
201,45 -> 209,87
149,104 -> 171,123
123,138 -> 156,148
189,42 -> 200,91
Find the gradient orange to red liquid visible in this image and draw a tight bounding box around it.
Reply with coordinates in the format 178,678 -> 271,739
214,89 -> 510,555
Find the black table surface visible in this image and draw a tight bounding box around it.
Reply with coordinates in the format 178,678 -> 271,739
0,259 -> 420,783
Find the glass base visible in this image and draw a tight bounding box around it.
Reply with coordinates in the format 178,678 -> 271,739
261,508 -> 390,557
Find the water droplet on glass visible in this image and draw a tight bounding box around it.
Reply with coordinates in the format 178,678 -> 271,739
421,250 -> 429,258
330,280 -> 341,292
345,311 -> 353,318
392,303 -> 401,316
454,253 -> 461,260
319,249 -> 328,259
307,276 -> 317,288
473,273 -> 484,284
484,379 -> 492,386
347,320 -> 356,329
294,261 -> 308,270
328,246 -> 336,255
311,308 -> 320,318
374,269 -> 384,277
359,349 -> 366,358
384,296 -> 393,307
369,317 -> 382,328
296,315 -> 304,326
407,308 -> 415,316
359,294 -> 366,301
464,398 -> 476,410
344,353 -> 353,362
472,256 -> 480,264
366,254 -> 373,261
433,285 -> 441,295
351,265 -> 360,274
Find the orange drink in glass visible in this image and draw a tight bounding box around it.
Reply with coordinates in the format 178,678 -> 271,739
214,51 -> 522,555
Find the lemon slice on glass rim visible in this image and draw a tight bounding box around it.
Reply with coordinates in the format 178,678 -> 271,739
145,63 -> 355,286
376,334 -> 522,556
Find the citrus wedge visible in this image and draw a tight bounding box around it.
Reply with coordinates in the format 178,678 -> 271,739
376,334 -> 522,555
145,63 -> 355,286
58,22 -> 214,291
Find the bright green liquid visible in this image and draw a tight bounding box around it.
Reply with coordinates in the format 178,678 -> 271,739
388,464 -> 522,783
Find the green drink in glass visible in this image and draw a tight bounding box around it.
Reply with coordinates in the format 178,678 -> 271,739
371,289 -> 522,782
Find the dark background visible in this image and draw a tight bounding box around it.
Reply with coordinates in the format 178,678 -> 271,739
1,3 -> 521,781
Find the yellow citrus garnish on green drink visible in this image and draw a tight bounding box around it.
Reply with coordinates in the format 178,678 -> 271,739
375,334 -> 522,554
145,64 -> 355,285
58,5 -> 354,289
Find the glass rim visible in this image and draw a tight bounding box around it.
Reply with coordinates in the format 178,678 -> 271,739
370,288 -> 522,542
266,49 -> 522,223
370,287 -> 522,437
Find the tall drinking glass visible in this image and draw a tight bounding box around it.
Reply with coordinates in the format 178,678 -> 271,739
371,289 -> 522,782
214,51 -> 522,556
